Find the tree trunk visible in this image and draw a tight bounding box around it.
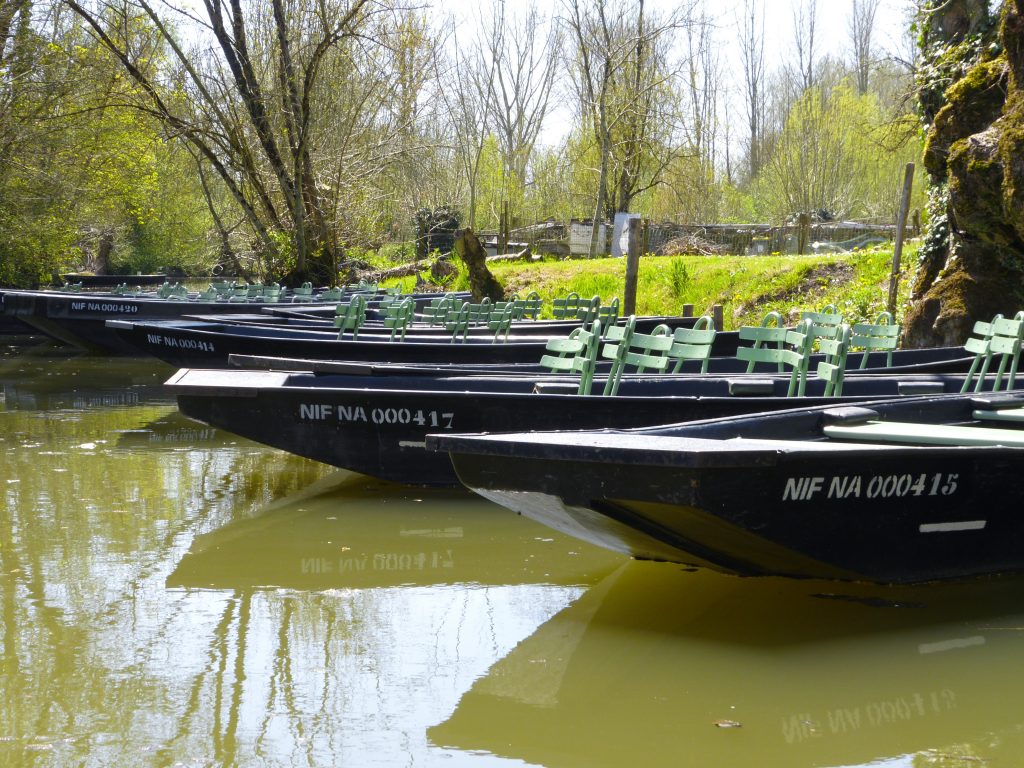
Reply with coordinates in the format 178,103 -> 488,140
453,229 -> 503,302
903,1 -> 1012,346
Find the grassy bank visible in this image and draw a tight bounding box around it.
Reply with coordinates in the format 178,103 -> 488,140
388,243 -> 919,331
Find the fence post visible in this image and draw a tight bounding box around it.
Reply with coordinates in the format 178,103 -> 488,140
623,217 -> 642,315
887,163 -> 915,317
682,303 -> 694,318
712,304 -> 723,331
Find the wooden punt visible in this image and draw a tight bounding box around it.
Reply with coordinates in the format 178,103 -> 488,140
165,366 -> 1003,489
430,392 -> 1024,583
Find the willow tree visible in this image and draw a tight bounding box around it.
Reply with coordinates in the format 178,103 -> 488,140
66,0 -> 414,284
563,0 -> 695,256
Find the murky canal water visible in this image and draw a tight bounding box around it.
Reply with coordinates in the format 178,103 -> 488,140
3,337 -> 1024,767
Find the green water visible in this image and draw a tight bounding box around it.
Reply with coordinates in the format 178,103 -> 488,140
3,338 -> 1024,768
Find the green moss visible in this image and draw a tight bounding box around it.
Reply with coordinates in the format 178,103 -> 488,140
924,56 -> 1008,178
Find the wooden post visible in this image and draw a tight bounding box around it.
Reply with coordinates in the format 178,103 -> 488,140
797,212 -> 811,255
623,217 -> 642,315
712,304 -> 723,331
887,163 -> 915,317
682,303 -> 694,318
498,201 -> 509,255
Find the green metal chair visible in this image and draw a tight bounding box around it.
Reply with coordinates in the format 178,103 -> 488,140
814,323 -> 852,397
662,316 -> 717,373
538,321 -> 602,396
291,282 -> 314,303
850,311 -> 900,369
960,312 -> 1024,393
382,297 -> 415,342
552,292 -> 582,320
736,318 -> 814,397
334,294 -> 368,339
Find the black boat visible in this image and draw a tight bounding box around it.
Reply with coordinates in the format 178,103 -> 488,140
430,391 -> 1024,583
1,288 -> 308,353
109,312 -> 979,371
109,314 -> 743,367
166,366 -> 1001,489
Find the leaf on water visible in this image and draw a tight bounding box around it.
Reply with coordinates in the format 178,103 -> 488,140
713,719 -> 742,728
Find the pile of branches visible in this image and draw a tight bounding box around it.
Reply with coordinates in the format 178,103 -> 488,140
656,233 -> 728,256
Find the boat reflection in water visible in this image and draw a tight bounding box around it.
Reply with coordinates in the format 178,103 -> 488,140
431,561 -> 1024,767
168,470 -> 626,591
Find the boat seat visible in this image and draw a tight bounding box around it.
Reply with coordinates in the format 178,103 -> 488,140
897,381 -> 947,396
823,420 -> 1024,447
531,382 -> 580,395
972,406 -> 1024,423
727,379 -> 776,396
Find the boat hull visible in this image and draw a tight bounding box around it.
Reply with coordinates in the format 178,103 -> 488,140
168,368 -> 986,489
2,290 -> 296,353
432,394 -> 1024,583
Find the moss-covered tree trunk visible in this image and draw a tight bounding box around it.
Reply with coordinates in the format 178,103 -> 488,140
904,1 -> 1024,346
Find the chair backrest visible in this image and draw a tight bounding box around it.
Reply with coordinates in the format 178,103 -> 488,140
291,282 -> 314,302
552,292 -> 581,319
960,312 -> 1024,393
596,316 -> 638,395
445,299 -> 495,343
575,295 -> 601,324
800,305 -> 845,353
318,286 -> 344,302
158,282 -> 189,300
334,294 -> 368,339
602,320 -> 672,396
850,311 -> 900,369
422,295 -> 458,326
513,291 -> 542,320
193,287 -> 219,302
664,315 -> 717,373
382,297 -> 415,342
261,283 -> 282,303
736,318 -> 814,397
487,303 -> 516,343
596,297 -> 620,325
538,321 -> 602,396
814,324 -> 852,396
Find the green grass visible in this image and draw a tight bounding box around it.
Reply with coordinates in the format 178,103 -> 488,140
376,243 -> 919,331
